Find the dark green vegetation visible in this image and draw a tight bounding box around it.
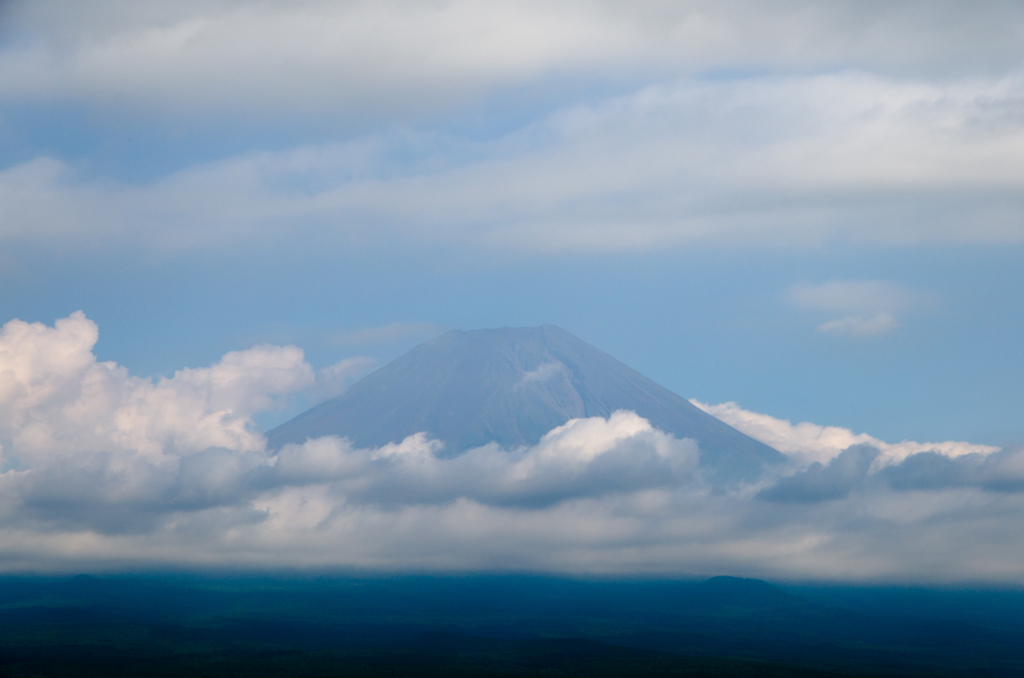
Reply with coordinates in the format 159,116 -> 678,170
1,575 -> 1023,677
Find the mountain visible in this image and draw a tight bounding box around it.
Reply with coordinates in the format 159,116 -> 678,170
267,325 -> 784,482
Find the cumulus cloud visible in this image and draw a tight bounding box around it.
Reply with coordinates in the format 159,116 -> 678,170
276,411 -> 697,508
0,311 -> 313,466
882,446 -> 1024,494
696,398 -> 1024,506
4,313 -> 1024,584
691,399 -> 997,467
754,443 -> 1024,507
758,445 -> 878,503
0,312 -> 701,553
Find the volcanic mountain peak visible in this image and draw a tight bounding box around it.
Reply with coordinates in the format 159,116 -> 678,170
267,325 -> 784,482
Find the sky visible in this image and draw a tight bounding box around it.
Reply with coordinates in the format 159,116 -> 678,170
1,1 -> 1024,580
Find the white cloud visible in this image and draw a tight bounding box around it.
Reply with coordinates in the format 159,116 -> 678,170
4,313 -> 1024,584
2,72 -> 1024,254
2,1 -> 1023,117
816,313 -> 897,337
275,411 -> 698,508
789,280 -> 925,315
516,361 -> 568,387
0,311 -> 312,466
789,280 -> 933,337
0,1 -> 633,116
311,357 -> 378,402
691,399 -> 997,467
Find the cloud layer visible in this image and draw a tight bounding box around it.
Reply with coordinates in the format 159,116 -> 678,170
2,313 -> 1024,583
3,1 -> 1023,115
1,3 -> 1023,255
691,399 -> 997,467
4,72 -> 1024,254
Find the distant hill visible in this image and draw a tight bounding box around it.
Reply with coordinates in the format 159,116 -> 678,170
267,325 -> 784,482
4,574 -> 1024,677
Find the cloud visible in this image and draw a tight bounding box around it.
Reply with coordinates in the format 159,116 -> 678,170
1,4 -> 1024,259
788,280 -> 934,337
2,1 -> 1023,117
690,399 -> 997,467
758,443 -> 1024,505
758,445 -> 878,502
0,311 -> 313,466
4,313 -> 1024,584
311,357 -> 378,402
882,446 -> 1024,493
276,411 -> 698,509
816,313 -> 897,337
516,361 -> 568,388
0,1 -> 634,117
789,280 -> 924,314
0,311 -> 696,514
2,70 -> 1024,254
325,323 -> 445,348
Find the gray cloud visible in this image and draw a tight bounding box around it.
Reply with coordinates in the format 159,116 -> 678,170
758,445 -> 878,502
2,71 -> 1024,254
883,447 -> 1024,493
275,415 -> 698,509
3,313 -> 1024,584
2,1 -> 1023,117
0,4 -> 1023,256
757,442 -> 1024,503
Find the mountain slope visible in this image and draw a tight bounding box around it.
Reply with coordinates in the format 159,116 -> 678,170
267,325 -> 784,481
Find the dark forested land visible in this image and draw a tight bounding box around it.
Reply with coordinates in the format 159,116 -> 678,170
1,574 -> 1023,677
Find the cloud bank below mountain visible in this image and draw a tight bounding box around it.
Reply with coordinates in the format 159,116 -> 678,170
1,312 -> 1022,582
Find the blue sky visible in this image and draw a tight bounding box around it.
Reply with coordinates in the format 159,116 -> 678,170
2,1 -> 1021,446
1,2 -> 1023,577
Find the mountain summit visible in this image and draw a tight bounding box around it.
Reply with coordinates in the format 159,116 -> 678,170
267,325 -> 783,482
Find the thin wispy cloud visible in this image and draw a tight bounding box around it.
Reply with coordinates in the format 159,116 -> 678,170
788,280 -> 925,314
312,356 -> 378,402
3,74 -> 1024,254
325,323 -> 445,348
516,361 -> 568,388
816,314 -> 897,337
788,280 -> 934,338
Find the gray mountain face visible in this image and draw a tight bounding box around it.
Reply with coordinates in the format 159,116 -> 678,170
267,325 -> 784,482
